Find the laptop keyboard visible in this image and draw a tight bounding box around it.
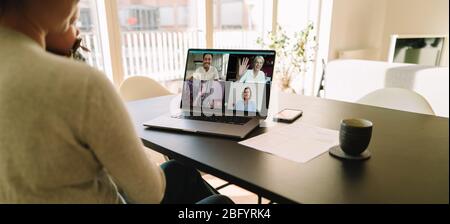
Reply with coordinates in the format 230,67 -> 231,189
175,115 -> 252,125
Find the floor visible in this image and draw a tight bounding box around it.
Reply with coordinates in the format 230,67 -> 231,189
203,174 -> 271,204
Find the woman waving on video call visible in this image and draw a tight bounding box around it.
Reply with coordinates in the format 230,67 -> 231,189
238,56 -> 267,83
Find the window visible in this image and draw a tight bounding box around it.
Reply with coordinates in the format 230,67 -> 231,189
78,0 -> 107,78
117,0 -> 206,81
77,0 -> 331,95
213,0 -> 273,49
277,0 -> 321,95
119,6 -> 159,31
79,7 -> 94,32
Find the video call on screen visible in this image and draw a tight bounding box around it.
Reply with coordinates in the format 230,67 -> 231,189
181,50 -> 275,116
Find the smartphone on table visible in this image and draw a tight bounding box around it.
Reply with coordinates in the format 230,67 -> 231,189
273,109 -> 303,123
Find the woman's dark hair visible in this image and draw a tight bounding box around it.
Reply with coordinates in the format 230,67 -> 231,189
0,1 -> 6,15
0,0 -> 22,16
203,53 -> 213,59
242,87 -> 252,100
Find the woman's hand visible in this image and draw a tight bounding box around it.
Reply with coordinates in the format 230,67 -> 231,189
238,57 -> 250,76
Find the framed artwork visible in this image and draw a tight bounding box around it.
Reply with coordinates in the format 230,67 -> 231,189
388,34 -> 447,66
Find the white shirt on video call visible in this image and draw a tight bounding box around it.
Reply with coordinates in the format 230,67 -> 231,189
193,66 -> 220,80
239,70 -> 266,83
235,100 -> 257,112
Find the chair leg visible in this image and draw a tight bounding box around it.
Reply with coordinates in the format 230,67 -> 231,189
258,195 -> 262,204
215,182 -> 232,191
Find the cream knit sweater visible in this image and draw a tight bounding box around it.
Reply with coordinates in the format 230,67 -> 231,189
0,26 -> 165,203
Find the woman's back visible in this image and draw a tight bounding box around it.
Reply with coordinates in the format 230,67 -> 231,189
0,26 -> 165,203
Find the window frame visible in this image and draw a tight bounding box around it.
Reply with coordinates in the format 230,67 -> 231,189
93,0 -> 329,96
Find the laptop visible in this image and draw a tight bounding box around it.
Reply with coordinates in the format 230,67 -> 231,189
143,48 -> 276,139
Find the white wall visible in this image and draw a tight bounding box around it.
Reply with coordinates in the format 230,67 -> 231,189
381,0 -> 449,66
328,0 -> 449,66
328,0 -> 387,60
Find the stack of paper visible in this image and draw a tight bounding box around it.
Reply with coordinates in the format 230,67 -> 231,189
239,122 -> 339,163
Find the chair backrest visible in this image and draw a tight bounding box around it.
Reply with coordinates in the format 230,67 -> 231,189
357,88 -> 435,115
324,59 -> 448,117
119,76 -> 171,102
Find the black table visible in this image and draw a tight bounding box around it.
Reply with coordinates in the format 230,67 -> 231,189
126,93 -> 449,204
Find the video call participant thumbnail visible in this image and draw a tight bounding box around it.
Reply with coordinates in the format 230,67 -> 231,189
234,87 -> 256,112
238,56 -> 267,83
192,53 -> 220,81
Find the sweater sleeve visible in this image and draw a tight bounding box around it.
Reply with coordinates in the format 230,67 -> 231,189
80,70 -> 166,203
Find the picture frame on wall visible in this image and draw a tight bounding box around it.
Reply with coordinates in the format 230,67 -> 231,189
388,34 -> 448,66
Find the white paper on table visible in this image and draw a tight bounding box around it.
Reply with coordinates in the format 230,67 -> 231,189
239,122 -> 339,163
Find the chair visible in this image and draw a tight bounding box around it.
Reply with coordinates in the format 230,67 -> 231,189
119,76 -> 172,164
356,88 -> 435,115
324,59 -> 448,117
119,76 -> 172,101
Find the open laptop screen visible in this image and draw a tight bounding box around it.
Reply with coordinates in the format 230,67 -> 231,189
181,49 -> 276,117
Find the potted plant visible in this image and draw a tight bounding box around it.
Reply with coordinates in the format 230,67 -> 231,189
257,22 -> 317,94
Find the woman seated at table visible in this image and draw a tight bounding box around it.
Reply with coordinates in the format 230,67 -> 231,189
0,0 -> 232,204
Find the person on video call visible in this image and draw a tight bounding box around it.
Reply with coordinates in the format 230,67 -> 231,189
192,53 -> 220,80
235,87 -> 256,112
193,81 -> 215,109
238,56 -> 266,83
